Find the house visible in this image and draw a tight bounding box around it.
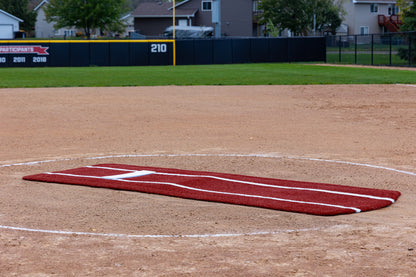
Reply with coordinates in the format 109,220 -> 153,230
0,9 -> 23,39
132,0 -> 257,37
120,13 -> 135,37
132,0 -> 403,38
341,0 -> 401,35
34,0 -> 78,38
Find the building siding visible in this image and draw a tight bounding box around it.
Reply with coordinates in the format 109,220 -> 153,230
342,0 -> 399,35
35,5 -> 55,38
133,0 -> 255,37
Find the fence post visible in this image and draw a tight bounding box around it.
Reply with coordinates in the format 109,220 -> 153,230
409,32 -> 412,67
338,35 -> 341,63
371,34 -> 374,65
389,33 -> 392,66
354,35 -> 357,64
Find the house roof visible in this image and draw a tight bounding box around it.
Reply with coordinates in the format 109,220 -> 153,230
33,0 -> 49,11
29,0 -> 43,9
132,0 -> 198,18
169,0 -> 192,9
352,0 -> 397,3
0,9 -> 24,22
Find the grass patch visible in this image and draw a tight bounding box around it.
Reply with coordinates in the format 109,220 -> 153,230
0,63 -> 415,88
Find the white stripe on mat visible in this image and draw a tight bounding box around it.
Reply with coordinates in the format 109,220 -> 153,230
89,165 -> 396,203
45,171 -> 362,213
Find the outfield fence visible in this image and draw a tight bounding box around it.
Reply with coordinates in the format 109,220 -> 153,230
0,37 -> 326,67
326,31 -> 416,67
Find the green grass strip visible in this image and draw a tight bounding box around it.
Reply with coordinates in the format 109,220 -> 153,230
0,63 -> 415,88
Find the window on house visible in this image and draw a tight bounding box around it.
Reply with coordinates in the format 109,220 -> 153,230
178,19 -> 188,26
64,30 -> 75,37
370,4 -> 378,13
253,0 -> 259,12
360,26 -> 369,35
388,4 -> 399,15
202,1 -> 212,11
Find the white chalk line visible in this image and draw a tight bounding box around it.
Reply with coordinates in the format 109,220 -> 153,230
3,153 -> 415,177
1,153 -> 415,239
0,224 -> 342,239
396,84 -> 416,88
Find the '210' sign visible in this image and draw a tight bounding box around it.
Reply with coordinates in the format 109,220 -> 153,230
150,43 -> 167,53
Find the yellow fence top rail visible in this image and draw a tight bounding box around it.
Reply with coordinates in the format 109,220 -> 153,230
0,39 -> 176,43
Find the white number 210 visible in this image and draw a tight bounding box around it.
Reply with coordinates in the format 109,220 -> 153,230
151,44 -> 167,53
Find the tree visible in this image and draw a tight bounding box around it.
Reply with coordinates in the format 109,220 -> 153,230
397,1 -> 416,63
44,0 -> 128,39
259,0 -> 309,36
258,0 -> 343,36
0,0 -> 37,33
313,0 -> 344,35
400,1 -> 416,32
396,0 -> 412,17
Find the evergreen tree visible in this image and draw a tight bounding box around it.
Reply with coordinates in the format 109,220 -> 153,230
0,0 -> 36,33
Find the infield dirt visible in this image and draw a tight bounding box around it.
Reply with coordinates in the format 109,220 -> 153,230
1,85 -> 415,276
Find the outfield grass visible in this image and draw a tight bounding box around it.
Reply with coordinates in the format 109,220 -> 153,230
0,63 -> 415,88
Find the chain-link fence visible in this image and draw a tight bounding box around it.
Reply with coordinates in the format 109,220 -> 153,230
326,31 -> 416,67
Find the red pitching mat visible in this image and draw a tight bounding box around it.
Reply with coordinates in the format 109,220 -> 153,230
23,164 -> 401,216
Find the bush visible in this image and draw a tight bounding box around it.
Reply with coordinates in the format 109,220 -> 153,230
397,32 -> 416,64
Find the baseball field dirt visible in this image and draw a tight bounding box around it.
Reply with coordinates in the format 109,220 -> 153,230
1,84 -> 415,276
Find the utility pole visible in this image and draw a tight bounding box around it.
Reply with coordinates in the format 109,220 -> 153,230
212,0 -> 221,38
172,0 -> 176,39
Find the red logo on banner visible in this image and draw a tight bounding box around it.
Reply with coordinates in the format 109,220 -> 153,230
0,45 -> 49,55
